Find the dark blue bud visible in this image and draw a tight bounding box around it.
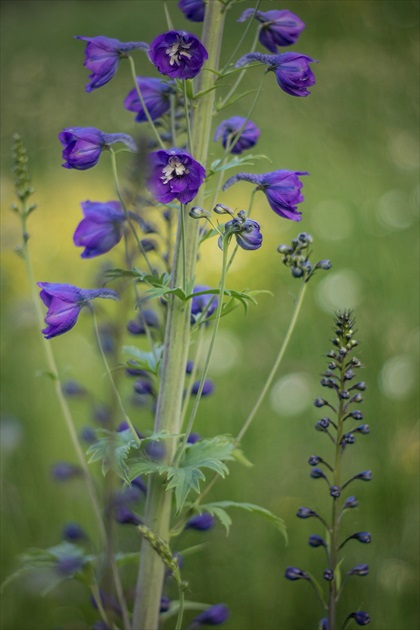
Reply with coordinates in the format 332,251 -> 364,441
298,232 -> 313,244
355,470 -> 373,481
320,618 -> 329,630
296,507 -> 317,519
353,382 -> 366,391
351,531 -> 372,544
326,351 -> 336,359
348,563 -> 369,577
160,596 -> 171,613
340,390 -> 350,399
80,426 -> 97,444
353,424 -> 370,434
316,259 -> 332,270
115,505 -> 142,526
321,378 -> 335,389
330,485 -> 341,498
316,417 -> 330,431
62,380 -> 87,396
187,432 -> 202,443
134,379 -> 154,396
328,362 -> 337,370
186,360 -> 194,374
116,421 -> 143,437
62,523 -> 87,541
145,440 -> 165,460
323,569 -> 334,581
291,266 -> 304,278
350,410 -> 364,420
308,455 -> 321,466
310,467 -> 327,480
126,364 -> 151,377
285,567 -> 309,581
191,379 -> 214,396
314,398 -> 327,408
344,496 -> 358,509
189,603 -> 229,626
350,392 -> 363,403
344,369 -> 354,380
342,433 -> 355,445
56,555 -> 84,575
348,612 -> 371,626
131,475 -> 147,494
186,512 -> 215,531
51,462 -> 82,481
308,535 -> 326,548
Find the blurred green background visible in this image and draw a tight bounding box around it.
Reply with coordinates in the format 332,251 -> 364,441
1,1 -> 419,629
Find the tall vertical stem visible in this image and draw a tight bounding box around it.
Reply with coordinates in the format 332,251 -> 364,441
132,4 -> 226,629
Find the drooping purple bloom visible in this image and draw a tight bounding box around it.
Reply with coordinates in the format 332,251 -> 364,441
59,127 -> 137,170
223,170 -> 308,221
214,116 -> 260,154
160,596 -> 171,613
186,512 -> 215,531
115,505 -> 142,526
346,612 -> 371,626
147,148 -> 205,204
218,216 -> 263,251
73,200 -> 126,258
178,0 -> 205,22
127,309 -> 160,335
235,52 -> 317,97
238,9 -> 305,53
38,282 -> 119,339
51,462 -> 82,481
75,36 -> 149,92
62,523 -> 87,541
124,77 -> 175,123
148,31 -> 208,80
191,285 -> 218,323
189,604 -> 229,628
191,379 -> 214,396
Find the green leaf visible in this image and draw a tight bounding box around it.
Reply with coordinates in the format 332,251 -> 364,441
167,437 -> 235,513
122,345 -> 163,375
208,153 -> 269,177
87,428 -> 139,480
215,89 -> 256,112
196,501 -> 288,540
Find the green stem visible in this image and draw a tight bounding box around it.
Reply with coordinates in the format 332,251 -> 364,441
176,241 -> 229,463
109,149 -> 154,274
220,0 -> 261,75
226,189 -> 256,273
131,4 -> 227,628
91,309 -> 141,447
183,80 -> 193,152
235,281 -> 308,445
127,55 -> 165,150
179,203 -> 187,292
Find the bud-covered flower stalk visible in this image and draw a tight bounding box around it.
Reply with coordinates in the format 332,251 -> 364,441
286,312 -> 371,629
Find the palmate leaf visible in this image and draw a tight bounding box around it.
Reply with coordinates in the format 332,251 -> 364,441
87,428 -> 139,480
194,501 -> 288,540
122,344 -> 163,375
208,153 -> 269,178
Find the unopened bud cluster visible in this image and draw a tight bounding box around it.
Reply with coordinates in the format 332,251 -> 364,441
277,232 -> 331,281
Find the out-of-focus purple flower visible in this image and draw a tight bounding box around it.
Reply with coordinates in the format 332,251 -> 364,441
223,170 -> 307,221
134,379 -> 154,396
59,127 -> 137,170
191,379 -> 214,396
149,31 -> 208,80
73,200 -> 126,258
235,52 -> 317,97
348,563 -> 369,577
178,0 -> 205,22
214,116 -> 260,154
51,462 -> 82,481
187,432 -> 201,443
147,149 -> 205,204
308,534 -> 326,548
127,309 -> 160,335
56,555 -> 84,575
191,285 -> 218,323
75,36 -> 149,92
38,283 -> 119,339
80,426 -> 97,444
131,475 -> 147,494
124,77 -> 175,123
115,505 -> 142,526
238,9 -> 305,53
62,380 -> 87,397
189,604 -> 229,628
145,440 -> 165,460
296,507 -> 317,519
160,596 -> 171,613
62,523 -> 87,541
218,216 -> 263,251
347,612 -> 371,626
186,512 -> 215,531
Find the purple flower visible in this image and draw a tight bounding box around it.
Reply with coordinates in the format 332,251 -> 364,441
238,9 -> 305,53
235,52 -> 317,97
223,170 -> 308,221
147,148 -> 205,204
218,216 -> 263,251
73,200 -> 126,258
124,77 -> 175,123
189,604 -> 229,628
148,31 -> 208,80
59,127 -> 137,170
214,116 -> 260,154
115,505 -> 142,526
127,309 -> 160,335
191,379 -> 214,396
191,285 -> 218,323
75,36 -> 149,92
56,555 -> 84,575
38,282 -> 119,339
347,612 -> 371,626
62,523 -> 87,541
51,462 -> 82,481
178,0 -> 205,22
186,512 -> 215,531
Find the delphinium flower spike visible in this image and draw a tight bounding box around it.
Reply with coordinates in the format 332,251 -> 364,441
285,312 -> 371,629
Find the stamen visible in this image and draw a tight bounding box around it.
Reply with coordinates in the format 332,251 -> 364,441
166,39 -> 193,67
161,157 -> 189,184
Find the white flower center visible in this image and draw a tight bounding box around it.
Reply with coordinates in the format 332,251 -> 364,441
161,157 -> 188,184
165,38 -> 193,66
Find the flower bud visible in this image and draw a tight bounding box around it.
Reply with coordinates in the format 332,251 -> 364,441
343,496 -> 358,509
323,569 -> 334,581
296,507 -> 317,519
348,563 -> 369,577
189,206 -> 209,219
285,567 -> 309,580
330,485 -> 341,498
213,203 -> 233,215
308,535 -> 326,548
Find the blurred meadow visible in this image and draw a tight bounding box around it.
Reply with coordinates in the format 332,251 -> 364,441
0,1 -> 419,629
